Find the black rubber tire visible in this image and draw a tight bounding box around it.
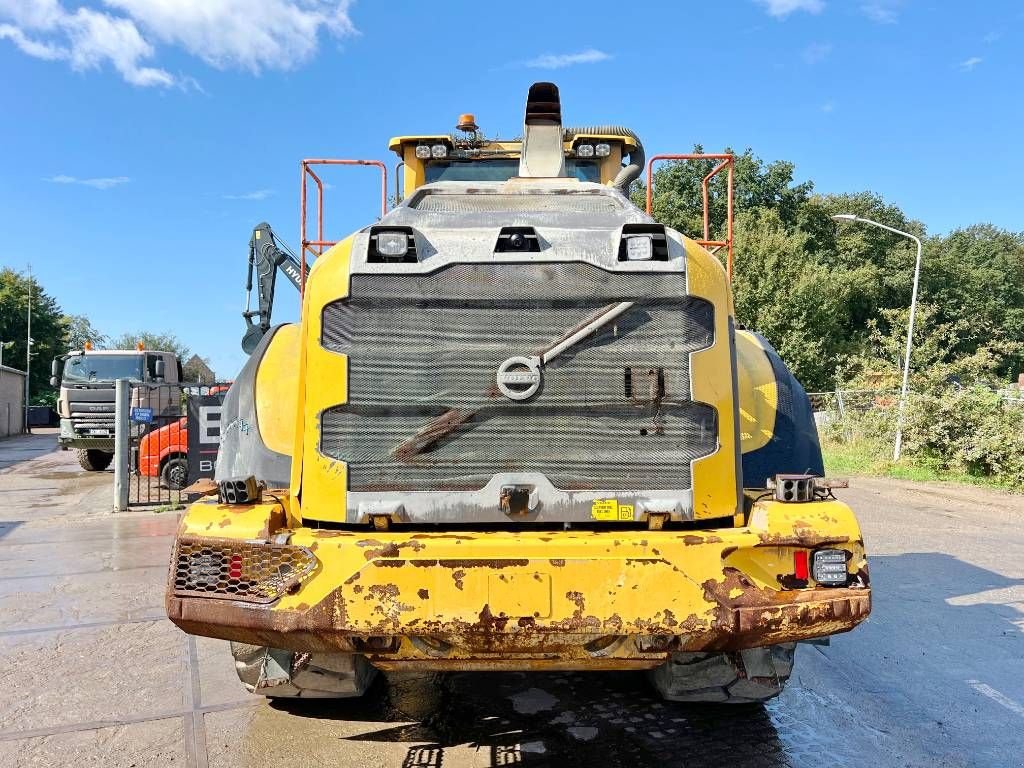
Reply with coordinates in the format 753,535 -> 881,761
648,643 -> 796,704
160,456 -> 189,490
77,449 -> 113,472
230,642 -> 377,698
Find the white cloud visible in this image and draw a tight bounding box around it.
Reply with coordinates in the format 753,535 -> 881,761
821,101 -> 836,113
959,56 -> 983,72
0,0 -> 357,87
224,189 -> 274,201
754,0 -> 824,18
523,49 -> 611,69
860,1 -> 900,23
45,174 -> 131,189
105,0 -> 357,73
802,42 -> 832,64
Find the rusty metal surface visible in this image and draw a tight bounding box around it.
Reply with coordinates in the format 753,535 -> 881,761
166,497 -> 871,662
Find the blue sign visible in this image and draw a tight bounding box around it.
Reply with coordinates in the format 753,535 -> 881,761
130,407 -> 154,424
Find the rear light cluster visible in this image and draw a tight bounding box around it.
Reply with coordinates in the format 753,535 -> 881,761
811,549 -> 849,586
791,549 -> 849,587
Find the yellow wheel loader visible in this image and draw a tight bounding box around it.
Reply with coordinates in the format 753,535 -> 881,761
166,83 -> 870,704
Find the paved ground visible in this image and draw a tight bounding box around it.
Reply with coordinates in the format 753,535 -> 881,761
0,430 -> 1022,767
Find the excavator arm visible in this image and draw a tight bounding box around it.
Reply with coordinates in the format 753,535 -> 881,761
242,222 -> 308,354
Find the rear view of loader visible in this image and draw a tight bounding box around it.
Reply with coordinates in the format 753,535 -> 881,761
166,82 -> 870,705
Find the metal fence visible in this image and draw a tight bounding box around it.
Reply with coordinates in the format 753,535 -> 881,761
114,381 -> 229,510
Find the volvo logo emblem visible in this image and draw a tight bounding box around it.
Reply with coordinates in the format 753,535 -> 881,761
496,356 -> 542,401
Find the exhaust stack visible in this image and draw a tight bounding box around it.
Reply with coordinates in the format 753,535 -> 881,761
518,82 -> 567,179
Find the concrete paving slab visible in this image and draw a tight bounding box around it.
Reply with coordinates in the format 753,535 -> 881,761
0,619 -> 186,734
195,637 -> 250,709
0,535 -> 172,579
0,716 -> 185,768
0,567 -> 167,632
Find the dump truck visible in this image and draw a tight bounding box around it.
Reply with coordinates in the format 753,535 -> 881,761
53,345 -> 183,471
166,83 -> 870,704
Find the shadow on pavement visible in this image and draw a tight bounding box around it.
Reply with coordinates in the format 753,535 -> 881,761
276,668 -> 792,767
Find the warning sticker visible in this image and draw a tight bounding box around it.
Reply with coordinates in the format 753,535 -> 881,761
591,499 -> 618,521
591,500 -> 635,521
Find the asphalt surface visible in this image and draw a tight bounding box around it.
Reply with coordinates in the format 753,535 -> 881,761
0,430 -> 1022,767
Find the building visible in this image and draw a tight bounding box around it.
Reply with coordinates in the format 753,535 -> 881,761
0,364 -> 26,438
183,355 -> 216,384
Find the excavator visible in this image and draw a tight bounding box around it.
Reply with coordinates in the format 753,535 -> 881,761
166,83 -> 870,705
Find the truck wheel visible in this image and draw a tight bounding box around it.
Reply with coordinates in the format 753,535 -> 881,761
77,449 -> 113,472
648,643 -> 796,704
230,642 -> 377,698
160,456 -> 189,490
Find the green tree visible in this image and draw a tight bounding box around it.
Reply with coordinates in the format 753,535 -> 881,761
108,331 -> 190,360
63,314 -> 107,350
0,268 -> 67,405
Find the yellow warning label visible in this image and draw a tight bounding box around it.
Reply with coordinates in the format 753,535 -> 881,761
591,499 -> 618,521
618,504 -> 634,521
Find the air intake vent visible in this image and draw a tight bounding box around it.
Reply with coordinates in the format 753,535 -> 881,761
368,226 -> 418,263
525,82 -> 561,124
618,224 -> 670,262
494,226 -> 541,253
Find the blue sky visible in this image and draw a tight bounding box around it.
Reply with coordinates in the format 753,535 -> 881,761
1,0 -> 1021,379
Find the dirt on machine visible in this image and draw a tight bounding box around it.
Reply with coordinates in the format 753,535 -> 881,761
165,83 -> 871,704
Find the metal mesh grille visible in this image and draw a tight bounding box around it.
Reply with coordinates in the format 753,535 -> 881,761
172,539 -> 316,604
322,403 -> 716,491
320,263 -> 716,492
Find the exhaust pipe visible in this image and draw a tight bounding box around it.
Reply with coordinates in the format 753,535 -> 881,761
518,82 -> 567,179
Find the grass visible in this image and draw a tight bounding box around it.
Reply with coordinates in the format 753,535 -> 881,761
821,438 -> 1015,491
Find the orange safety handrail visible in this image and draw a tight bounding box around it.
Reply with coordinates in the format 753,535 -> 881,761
300,159 -> 388,293
645,153 -> 735,282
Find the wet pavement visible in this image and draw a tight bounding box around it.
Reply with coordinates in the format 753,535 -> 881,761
0,430 -> 1022,767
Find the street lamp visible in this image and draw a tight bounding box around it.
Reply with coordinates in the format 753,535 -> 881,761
832,214 -> 923,461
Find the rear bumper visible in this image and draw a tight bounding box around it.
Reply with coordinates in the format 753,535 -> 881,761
166,498 -> 870,668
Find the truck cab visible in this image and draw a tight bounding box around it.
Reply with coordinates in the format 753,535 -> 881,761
53,346 -> 182,471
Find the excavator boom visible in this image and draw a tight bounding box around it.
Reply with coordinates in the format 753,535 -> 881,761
242,222 -> 307,354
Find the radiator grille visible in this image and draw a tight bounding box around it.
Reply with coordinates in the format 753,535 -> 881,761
320,263 -> 717,492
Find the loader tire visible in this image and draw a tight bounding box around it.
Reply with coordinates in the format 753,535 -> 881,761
230,642 -> 377,698
77,449 -> 113,472
648,643 -> 796,704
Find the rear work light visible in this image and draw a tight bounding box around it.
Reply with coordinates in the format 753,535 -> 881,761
415,144 -> 432,159
812,549 -> 849,586
624,234 -> 653,261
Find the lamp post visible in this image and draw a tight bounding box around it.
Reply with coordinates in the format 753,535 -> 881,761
25,266 -> 33,435
832,214 -> 923,461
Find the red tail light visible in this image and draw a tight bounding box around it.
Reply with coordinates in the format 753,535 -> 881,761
793,550 -> 809,581
228,554 -> 242,580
